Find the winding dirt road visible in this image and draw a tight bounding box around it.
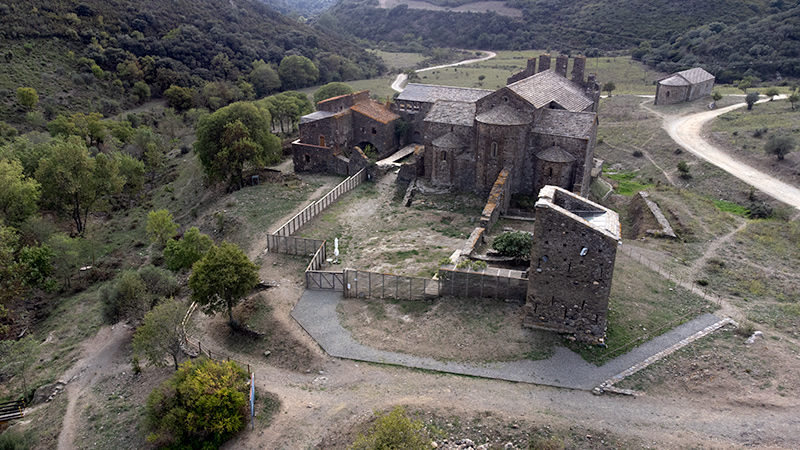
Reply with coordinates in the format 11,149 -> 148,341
662,96 -> 800,210
391,51 -> 497,92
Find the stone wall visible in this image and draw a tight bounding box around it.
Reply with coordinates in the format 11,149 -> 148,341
531,132 -> 593,197
655,83 -> 689,105
352,111 -> 398,158
479,167 -> 512,230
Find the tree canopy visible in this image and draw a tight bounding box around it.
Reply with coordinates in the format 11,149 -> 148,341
278,55 -> 319,90
35,137 -> 125,236
0,158 -> 40,225
146,209 -> 179,247
764,135 -> 796,161
314,82 -> 355,104
258,91 -> 314,134
248,60 -> 282,98
188,241 -> 259,324
164,227 -> 214,271
133,299 -> 188,371
194,102 -> 281,187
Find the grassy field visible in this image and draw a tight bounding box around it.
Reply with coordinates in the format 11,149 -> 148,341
709,99 -> 800,160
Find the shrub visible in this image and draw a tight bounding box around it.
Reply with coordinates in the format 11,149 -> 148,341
145,359 -> 249,450
138,265 -> 180,297
101,270 -> 148,323
632,150 -> 643,157
350,406 -> 431,450
163,227 -> 213,271
0,429 -> 32,450
492,231 -> 532,259
764,135 -> 796,161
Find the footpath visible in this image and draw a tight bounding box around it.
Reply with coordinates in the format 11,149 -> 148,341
292,289 -> 727,391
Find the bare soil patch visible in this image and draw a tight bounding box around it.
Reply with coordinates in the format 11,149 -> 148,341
338,296 -> 559,363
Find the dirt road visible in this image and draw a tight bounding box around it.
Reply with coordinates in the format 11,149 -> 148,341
391,51 -> 497,92
663,96 -> 800,210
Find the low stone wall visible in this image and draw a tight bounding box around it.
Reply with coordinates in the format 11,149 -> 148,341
629,191 -> 676,238
461,227 -> 485,257
438,265 -> 528,301
479,167 -> 512,230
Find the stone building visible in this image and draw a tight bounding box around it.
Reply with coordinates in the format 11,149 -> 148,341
524,186 -> 621,344
292,91 -> 399,175
394,54 -> 601,198
654,68 -> 715,105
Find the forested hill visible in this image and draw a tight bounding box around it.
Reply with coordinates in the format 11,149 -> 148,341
260,0 -> 338,17
0,0 -> 385,90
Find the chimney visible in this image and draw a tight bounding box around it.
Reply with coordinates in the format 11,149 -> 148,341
571,55 -> 586,84
587,73 -> 597,86
555,54 -> 568,77
526,57 -> 536,75
538,54 -> 551,73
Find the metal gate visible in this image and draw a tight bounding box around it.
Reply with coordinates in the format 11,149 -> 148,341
306,271 -> 345,291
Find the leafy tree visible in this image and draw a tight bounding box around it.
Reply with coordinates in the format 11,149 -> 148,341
145,358 -> 249,449
18,244 -> 54,288
248,60 -> 281,98
350,406 -> 431,450
0,226 -> 26,334
259,92 -> 314,134
101,270 -> 149,323
164,227 -> 213,271
16,87 -> 38,111
710,91 -> 722,108
189,241 -> 258,325
278,55 -> 319,90
128,126 -> 167,177
116,152 -> 145,200
0,158 -> 40,225
47,112 -> 107,147
492,231 -> 532,260
677,160 -> 691,178
0,336 -> 39,400
0,132 -> 55,177
36,137 -> 125,236
788,90 -> 799,111
147,209 -> 179,247
764,135 -> 796,161
602,82 -> 616,97
47,233 -> 81,288
133,299 -> 188,370
194,102 -> 281,187
737,76 -> 756,94
314,82 -> 354,104
132,81 -> 151,103
764,87 -> 780,101
164,85 -> 195,111
745,92 -> 760,110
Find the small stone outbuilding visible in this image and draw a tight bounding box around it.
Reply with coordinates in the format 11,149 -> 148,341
654,68 -> 715,105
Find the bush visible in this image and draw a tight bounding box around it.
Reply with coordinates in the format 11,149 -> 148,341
138,265 -> 180,297
0,429 -> 32,450
350,406 -> 431,450
764,135 -> 796,161
492,231 -> 532,259
146,359 -> 249,450
101,266 -> 178,323
163,227 -> 213,271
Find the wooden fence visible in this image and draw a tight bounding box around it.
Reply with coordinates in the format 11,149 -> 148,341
273,168 -> 366,236
343,269 -> 440,300
181,302 -> 253,374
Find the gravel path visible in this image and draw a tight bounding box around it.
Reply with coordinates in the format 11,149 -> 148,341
291,289 -> 723,390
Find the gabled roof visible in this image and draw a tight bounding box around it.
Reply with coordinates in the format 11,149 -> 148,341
432,132 -> 467,149
424,101 -> 475,126
475,104 -> 531,126
397,83 -> 492,104
507,70 -> 594,112
659,75 -> 690,86
350,100 -> 399,124
676,67 -> 715,84
532,109 -> 596,140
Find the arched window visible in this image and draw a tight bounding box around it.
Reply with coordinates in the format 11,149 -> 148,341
666,91 -> 670,98
490,142 -> 498,157
441,152 -> 447,162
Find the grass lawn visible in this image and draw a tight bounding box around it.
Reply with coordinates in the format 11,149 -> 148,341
709,99 -> 800,159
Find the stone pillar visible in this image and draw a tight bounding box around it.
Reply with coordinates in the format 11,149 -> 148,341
526,57 -> 537,75
538,54 -> 551,73
571,55 -> 586,84
555,54 -> 568,77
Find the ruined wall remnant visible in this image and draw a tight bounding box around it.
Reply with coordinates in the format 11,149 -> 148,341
524,186 -> 621,344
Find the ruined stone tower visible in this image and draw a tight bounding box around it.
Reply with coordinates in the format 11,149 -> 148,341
524,186 -> 621,344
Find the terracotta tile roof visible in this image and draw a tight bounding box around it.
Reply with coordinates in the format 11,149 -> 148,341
532,109 -> 596,140
475,104 -> 531,126
350,100 -> 400,124
424,101 -> 475,126
507,70 -> 594,112
397,83 -> 492,103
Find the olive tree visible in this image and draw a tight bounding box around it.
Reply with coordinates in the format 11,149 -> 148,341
188,242 -> 258,325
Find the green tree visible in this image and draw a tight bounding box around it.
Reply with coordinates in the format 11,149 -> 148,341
164,227 -> 213,271
47,232 -> 81,288
164,85 -> 194,111
116,152 -> 145,200
492,231 -> 532,260
36,137 -> 125,236
194,102 -> 280,187
764,135 -> 796,160
349,406 -> 431,450
745,92 -> 760,110
147,209 -> 179,247
677,160 -> 691,178
711,91 -> 723,108
737,76 -> 756,94
101,270 -> 149,323
602,82 -> 616,97
259,91 -> 314,134
0,226 -> 26,334
764,87 -> 780,101
128,126 -> 167,178
278,55 -> 319,90
16,87 -> 38,111
133,299 -> 188,370
314,82 -> 354,104
248,60 -> 282,98
47,112 -> 107,147
0,158 -> 40,225
145,358 -> 249,449
0,336 -> 39,400
132,81 -> 151,103
788,90 -> 799,111
189,241 -> 258,325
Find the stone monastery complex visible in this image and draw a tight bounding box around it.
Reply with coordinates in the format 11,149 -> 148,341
292,54 -> 621,343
